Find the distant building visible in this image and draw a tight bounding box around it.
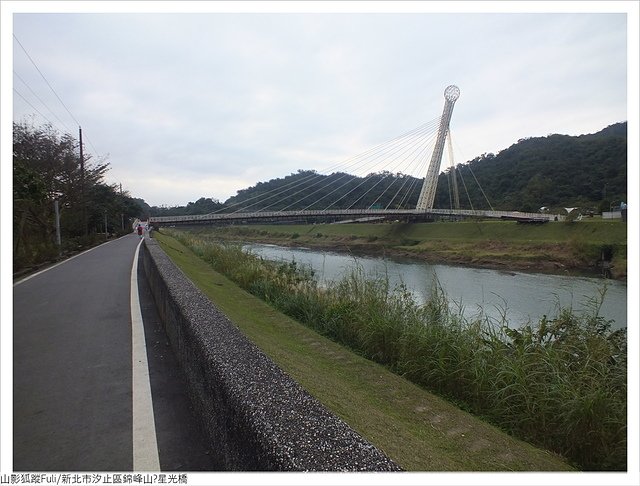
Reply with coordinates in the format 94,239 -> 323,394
603,201 -> 627,221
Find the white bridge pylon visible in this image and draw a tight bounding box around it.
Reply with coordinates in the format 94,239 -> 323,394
416,85 -> 461,211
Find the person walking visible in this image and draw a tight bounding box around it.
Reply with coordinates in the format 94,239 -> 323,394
137,224 -> 143,239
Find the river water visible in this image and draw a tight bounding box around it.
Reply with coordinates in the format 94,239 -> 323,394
245,243 -> 627,330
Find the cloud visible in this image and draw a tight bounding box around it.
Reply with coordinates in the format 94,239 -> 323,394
9,10 -> 631,206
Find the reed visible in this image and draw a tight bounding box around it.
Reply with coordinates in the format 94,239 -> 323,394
165,229 -> 627,471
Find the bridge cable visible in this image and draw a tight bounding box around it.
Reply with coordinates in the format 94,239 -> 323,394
303,120 -> 441,211
226,117 -> 442,213
397,159 -> 430,208
466,163 -> 494,211
447,164 -> 454,210
302,124 -> 438,210
457,166 -> 475,211
447,130 -> 494,211
398,120 -> 458,209
305,130 -> 431,210
447,132 -> 461,210
271,119 -> 441,212
350,127 -> 440,209
381,129 -> 441,209
208,118 -> 440,214
367,127 -> 440,208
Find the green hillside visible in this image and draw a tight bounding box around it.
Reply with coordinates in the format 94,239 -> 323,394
221,122 -> 627,214
437,122 -> 627,212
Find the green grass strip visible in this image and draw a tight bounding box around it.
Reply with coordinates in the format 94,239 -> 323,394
206,219 -> 627,244
154,232 -> 573,471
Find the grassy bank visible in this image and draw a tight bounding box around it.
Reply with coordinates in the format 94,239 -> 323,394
156,230 -> 626,471
154,231 -> 574,471
188,220 -> 627,279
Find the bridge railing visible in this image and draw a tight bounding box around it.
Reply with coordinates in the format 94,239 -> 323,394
149,208 -> 564,225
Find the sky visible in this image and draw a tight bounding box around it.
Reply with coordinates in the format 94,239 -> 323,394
4,2 -> 636,208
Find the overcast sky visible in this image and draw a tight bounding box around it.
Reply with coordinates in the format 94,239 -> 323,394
5,2 -> 637,207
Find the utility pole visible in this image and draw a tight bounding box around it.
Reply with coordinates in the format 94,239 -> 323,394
119,183 -> 124,231
54,199 -> 61,247
79,126 -> 87,235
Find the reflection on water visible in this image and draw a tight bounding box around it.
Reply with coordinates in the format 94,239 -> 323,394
246,243 -> 627,330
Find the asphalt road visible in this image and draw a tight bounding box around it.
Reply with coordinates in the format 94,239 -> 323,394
13,233 -> 217,472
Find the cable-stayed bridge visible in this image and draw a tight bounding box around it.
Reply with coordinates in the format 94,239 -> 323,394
149,207 -> 562,226
149,86 -> 566,227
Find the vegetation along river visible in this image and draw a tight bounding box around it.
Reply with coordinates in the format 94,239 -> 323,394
245,243 -> 627,331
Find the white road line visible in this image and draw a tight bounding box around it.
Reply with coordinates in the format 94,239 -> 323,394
131,238 -> 161,471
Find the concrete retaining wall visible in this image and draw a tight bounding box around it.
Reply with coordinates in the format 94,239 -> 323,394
141,238 -> 401,471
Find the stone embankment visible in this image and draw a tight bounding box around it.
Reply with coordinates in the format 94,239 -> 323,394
141,238 -> 401,471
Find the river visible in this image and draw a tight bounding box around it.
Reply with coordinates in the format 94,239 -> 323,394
245,243 -> 627,330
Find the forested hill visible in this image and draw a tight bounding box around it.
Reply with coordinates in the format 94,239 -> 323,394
224,170 -> 423,212
222,122 -> 626,214
439,121 -> 627,212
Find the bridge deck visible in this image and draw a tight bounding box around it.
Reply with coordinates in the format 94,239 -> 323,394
149,208 -> 564,226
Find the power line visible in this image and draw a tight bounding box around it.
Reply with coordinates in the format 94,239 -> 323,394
14,71 -> 73,134
13,34 -> 102,157
13,34 -> 81,127
13,88 -> 56,127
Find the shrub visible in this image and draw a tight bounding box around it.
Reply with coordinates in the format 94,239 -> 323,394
164,229 -> 627,471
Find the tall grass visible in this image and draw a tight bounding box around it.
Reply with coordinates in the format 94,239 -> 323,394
164,229 -> 627,471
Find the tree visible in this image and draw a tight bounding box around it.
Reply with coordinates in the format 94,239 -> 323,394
13,160 -> 49,266
12,122 -> 143,272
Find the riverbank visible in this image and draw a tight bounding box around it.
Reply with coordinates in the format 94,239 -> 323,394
158,229 -> 627,470
183,220 -> 627,280
155,231 -> 577,471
